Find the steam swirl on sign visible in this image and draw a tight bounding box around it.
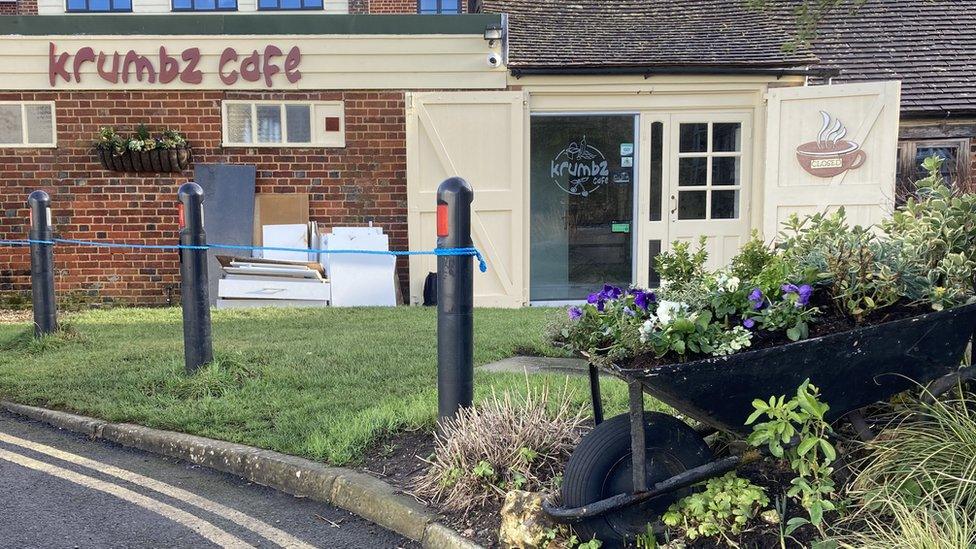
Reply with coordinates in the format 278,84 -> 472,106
817,110 -> 848,149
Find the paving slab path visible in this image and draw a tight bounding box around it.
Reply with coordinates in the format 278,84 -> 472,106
0,411 -> 416,549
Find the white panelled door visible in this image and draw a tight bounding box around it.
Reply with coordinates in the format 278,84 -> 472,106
764,82 -> 901,239
406,91 -> 528,308
667,114 -> 753,271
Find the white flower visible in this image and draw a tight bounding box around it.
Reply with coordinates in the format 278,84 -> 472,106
639,318 -> 658,343
656,300 -> 688,325
715,272 -> 740,293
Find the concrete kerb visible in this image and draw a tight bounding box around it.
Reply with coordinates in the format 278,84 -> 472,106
0,401 -> 484,549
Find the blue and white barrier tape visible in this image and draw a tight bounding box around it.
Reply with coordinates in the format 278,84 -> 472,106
0,238 -> 488,273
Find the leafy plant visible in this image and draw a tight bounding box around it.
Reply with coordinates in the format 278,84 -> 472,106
634,523 -> 658,548
745,284 -> 820,341
656,237 -> 709,293
94,126 -> 188,155
747,380 -> 837,528
731,230 -> 776,281
662,472 -> 769,541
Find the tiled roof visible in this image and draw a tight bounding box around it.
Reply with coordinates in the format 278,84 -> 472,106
482,0 -> 817,70
810,0 -> 976,117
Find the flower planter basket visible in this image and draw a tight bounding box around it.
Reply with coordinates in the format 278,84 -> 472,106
96,147 -> 192,174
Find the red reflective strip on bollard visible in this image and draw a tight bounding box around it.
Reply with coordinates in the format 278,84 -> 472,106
436,203 -> 449,237
178,204 -> 185,229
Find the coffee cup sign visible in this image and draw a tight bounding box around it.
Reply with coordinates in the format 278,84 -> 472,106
795,111 -> 867,177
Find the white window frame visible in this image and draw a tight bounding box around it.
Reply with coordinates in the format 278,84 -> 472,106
0,101 -> 57,149
221,100 -> 344,148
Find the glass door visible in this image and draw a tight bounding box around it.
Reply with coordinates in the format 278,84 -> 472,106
529,114 -> 639,301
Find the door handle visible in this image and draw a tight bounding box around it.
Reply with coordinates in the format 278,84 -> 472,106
670,195 -> 677,216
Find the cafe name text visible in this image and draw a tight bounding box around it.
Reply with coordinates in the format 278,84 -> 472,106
48,43 -> 303,87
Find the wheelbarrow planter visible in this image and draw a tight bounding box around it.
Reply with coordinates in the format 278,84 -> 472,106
545,302 -> 976,546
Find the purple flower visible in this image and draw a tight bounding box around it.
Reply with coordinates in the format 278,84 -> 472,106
629,289 -> 655,311
797,285 -> 813,307
568,306 -> 583,320
601,284 -> 623,300
587,292 -> 601,305
748,288 -> 764,310
743,318 -> 756,329
781,283 -> 800,296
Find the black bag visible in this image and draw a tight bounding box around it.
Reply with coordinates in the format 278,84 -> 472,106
423,272 -> 437,306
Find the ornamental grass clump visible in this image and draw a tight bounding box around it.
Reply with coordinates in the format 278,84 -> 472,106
829,389 -> 976,547
413,381 -> 587,513
553,155 -> 976,367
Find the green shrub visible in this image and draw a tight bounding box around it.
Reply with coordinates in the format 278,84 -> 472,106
662,472 -> 769,541
655,237 -> 709,293
747,380 -> 837,528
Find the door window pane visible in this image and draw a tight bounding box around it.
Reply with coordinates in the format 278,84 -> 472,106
712,123 -> 741,152
678,191 -> 707,220
649,121 -> 663,222
286,105 -> 311,143
712,157 -> 740,186
256,105 -> 282,143
711,190 -> 739,219
648,240 -> 662,288
24,104 -> 53,144
679,123 -> 708,153
530,114 -> 637,301
0,105 -> 22,144
678,157 -> 707,186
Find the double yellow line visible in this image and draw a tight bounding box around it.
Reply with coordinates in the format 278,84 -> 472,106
0,432 -> 317,549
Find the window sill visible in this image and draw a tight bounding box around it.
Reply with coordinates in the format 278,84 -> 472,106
221,142 -> 343,148
0,143 -> 57,149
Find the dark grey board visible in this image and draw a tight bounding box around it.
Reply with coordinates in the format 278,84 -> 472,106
193,164 -> 257,306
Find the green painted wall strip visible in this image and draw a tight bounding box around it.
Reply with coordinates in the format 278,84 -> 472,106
0,14 -> 501,36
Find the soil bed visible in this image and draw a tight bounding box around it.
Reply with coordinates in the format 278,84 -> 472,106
360,429 -> 505,548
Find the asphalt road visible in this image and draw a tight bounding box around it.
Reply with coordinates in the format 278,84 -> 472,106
0,411 -> 417,549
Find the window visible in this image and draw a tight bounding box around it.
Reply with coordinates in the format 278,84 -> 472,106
676,121 -> 743,220
66,0 -> 131,11
418,0 -> 460,14
258,0 -> 321,9
897,139 -> 971,198
172,0 -> 236,10
222,101 -> 344,148
0,102 -> 56,148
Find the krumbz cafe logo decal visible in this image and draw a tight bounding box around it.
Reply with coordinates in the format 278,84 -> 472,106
796,111 -> 867,178
550,136 -> 609,196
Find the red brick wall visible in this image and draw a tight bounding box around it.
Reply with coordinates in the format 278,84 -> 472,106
0,0 -> 38,14
0,90 -> 407,307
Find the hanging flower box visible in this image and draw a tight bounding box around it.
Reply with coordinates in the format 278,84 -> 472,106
94,126 -> 192,174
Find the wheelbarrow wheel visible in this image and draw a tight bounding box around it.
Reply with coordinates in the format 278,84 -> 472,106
562,412 -> 712,547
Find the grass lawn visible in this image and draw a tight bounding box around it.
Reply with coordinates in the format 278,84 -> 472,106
0,306 -> 636,465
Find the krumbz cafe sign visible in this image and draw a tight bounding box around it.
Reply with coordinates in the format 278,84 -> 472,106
47,43 -> 303,87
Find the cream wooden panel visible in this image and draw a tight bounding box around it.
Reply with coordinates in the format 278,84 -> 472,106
406,91 -> 527,308
38,0 -> 347,13
764,82 -> 900,239
0,35 -> 505,90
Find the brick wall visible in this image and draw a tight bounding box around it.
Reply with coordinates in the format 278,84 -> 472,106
0,90 -> 407,307
0,0 -> 38,14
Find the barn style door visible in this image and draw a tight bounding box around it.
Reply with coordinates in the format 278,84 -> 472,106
406,91 -> 528,308
764,82 -> 901,239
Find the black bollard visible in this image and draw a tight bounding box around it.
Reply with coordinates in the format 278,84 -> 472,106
436,177 -> 475,420
178,182 -> 213,374
28,190 -> 57,337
